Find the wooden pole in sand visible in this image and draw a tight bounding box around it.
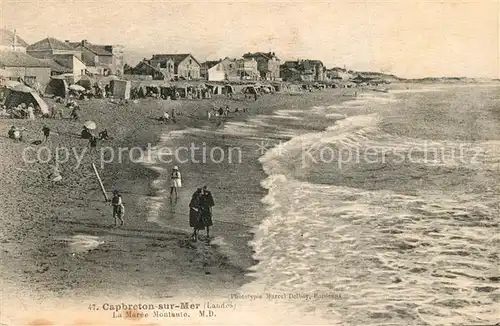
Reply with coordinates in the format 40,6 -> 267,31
91,163 -> 109,202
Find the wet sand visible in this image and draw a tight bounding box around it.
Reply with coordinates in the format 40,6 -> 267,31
0,88 -> 354,308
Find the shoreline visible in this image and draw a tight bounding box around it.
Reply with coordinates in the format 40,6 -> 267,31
0,89 -> 356,308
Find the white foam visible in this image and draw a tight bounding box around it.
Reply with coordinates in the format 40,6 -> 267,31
55,234 -> 104,253
247,87 -> 500,324
245,171 -> 499,324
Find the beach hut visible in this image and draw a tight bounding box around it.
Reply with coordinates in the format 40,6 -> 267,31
51,73 -> 75,85
174,84 -> 188,98
242,85 -> 258,95
145,84 -> 160,97
97,75 -> 119,86
135,85 -> 147,98
222,84 -> 235,96
159,84 -> 174,99
45,78 -> 69,98
76,75 -> 95,90
111,80 -> 131,99
287,84 -> 302,93
206,83 -> 223,95
4,86 -> 49,115
271,82 -> 285,92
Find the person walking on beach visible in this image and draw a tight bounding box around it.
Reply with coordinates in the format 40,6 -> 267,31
171,108 -> 176,123
189,188 -> 204,241
111,190 -> 125,227
88,134 -> 98,154
42,125 -> 50,143
170,166 -> 182,199
199,185 -> 214,239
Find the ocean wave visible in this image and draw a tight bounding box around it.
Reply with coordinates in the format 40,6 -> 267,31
246,88 -> 499,325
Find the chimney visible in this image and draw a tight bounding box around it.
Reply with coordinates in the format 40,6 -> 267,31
81,39 -> 87,46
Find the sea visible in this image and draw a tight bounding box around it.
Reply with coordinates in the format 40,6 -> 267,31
148,84 -> 500,325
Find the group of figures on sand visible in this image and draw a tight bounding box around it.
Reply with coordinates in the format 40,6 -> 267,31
189,186 -> 214,241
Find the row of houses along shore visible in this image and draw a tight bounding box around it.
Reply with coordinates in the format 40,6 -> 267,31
0,28 -> 359,90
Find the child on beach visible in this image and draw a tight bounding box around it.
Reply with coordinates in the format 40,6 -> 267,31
42,125 -> 50,142
88,134 -> 98,153
170,166 -> 182,199
161,111 -> 170,123
70,106 -> 79,120
111,190 -> 125,227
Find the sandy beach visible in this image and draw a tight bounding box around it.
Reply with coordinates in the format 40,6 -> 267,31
0,89 -> 353,305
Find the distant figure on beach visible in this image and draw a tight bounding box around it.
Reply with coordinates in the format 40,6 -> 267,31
99,129 -> 110,140
218,107 -> 224,116
47,163 -> 62,186
207,110 -> 212,120
199,185 -> 214,238
70,106 -> 79,120
56,104 -> 64,119
171,108 -> 176,123
161,111 -> 170,123
111,190 -> 125,227
189,188 -> 204,241
354,91 -> 358,97
81,126 -> 92,139
8,126 -> 22,141
42,125 -> 50,142
27,103 -> 35,120
49,105 -> 57,118
170,166 -> 182,199
88,134 -> 98,153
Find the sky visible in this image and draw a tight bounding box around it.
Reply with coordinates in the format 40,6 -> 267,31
1,0 -> 499,78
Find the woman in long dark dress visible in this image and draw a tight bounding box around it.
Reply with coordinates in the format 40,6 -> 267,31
199,186 -> 215,238
189,188 -> 203,240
